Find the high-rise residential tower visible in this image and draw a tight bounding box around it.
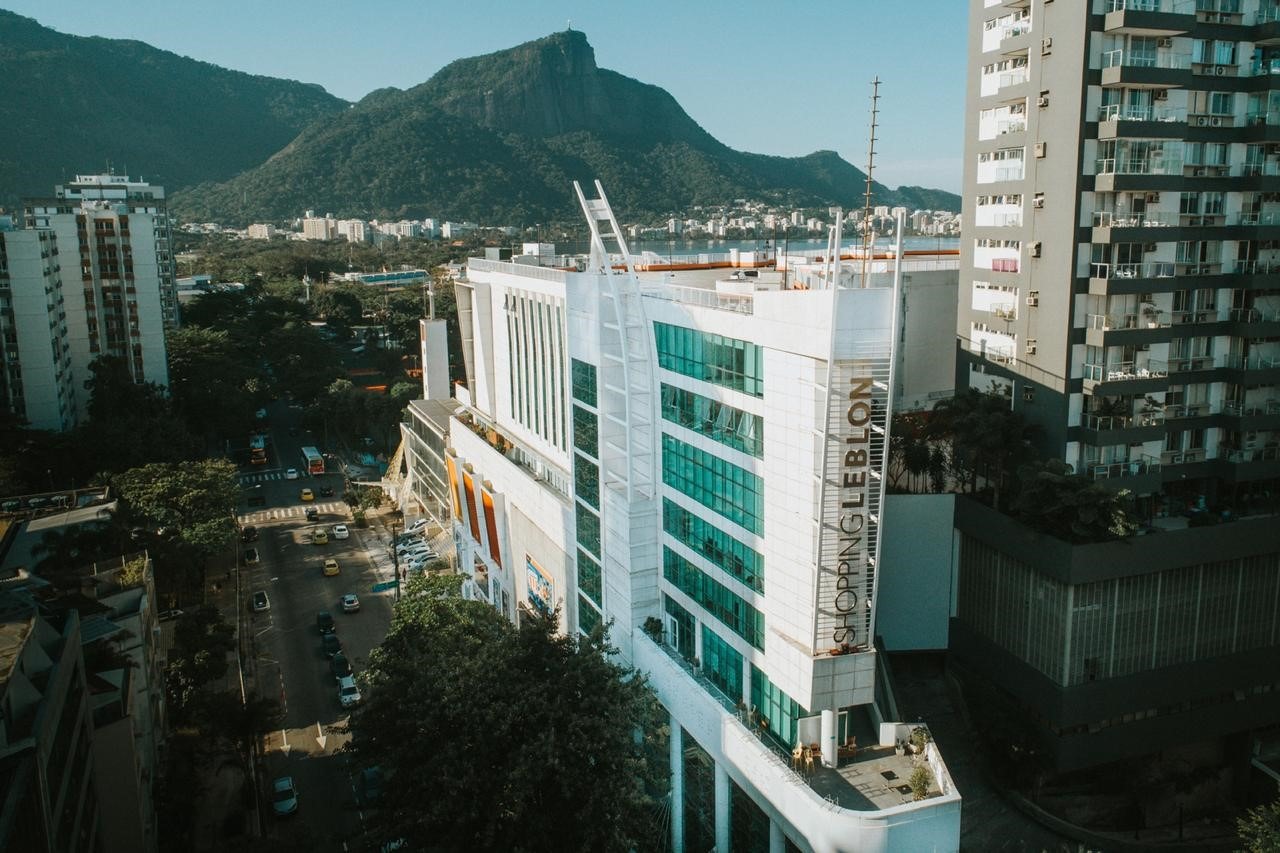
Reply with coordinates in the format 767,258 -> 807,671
24,175 -> 177,390
957,0 -> 1280,770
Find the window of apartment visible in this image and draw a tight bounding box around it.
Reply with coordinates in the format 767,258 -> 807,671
663,595 -> 696,660
570,358 -> 597,407
701,626 -> 745,704
751,665 -> 808,749
1192,39 -> 1238,67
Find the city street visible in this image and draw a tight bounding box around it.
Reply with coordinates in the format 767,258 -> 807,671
238,407 -> 399,850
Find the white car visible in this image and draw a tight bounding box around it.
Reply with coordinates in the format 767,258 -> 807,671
332,524 -> 350,540
404,518 -> 428,534
338,675 -> 362,708
342,593 -> 360,613
285,468 -> 300,480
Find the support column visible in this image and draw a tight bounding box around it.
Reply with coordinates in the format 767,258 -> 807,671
769,818 -> 785,853
670,714 -> 684,853
714,762 -> 731,853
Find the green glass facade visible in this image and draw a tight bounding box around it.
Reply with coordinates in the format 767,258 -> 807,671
577,505 -> 601,557
664,595 -> 696,660
701,625 -> 745,703
571,358 -> 597,406
653,322 -> 764,397
661,383 -> 763,457
578,548 -> 602,607
574,454 -> 599,509
579,592 -> 601,635
661,435 -> 764,535
751,665 -> 808,748
664,548 -> 764,650
663,499 -> 763,592
572,404 -> 598,454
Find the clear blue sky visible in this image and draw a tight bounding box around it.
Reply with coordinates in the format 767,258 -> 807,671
3,0 -> 967,193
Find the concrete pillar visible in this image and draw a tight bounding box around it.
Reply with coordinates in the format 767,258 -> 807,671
821,709 -> 837,768
670,714 -> 684,853
769,818 -> 786,853
714,762 -> 731,853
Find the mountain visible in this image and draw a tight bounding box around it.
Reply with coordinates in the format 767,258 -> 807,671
0,10 -> 346,205
173,31 -> 958,224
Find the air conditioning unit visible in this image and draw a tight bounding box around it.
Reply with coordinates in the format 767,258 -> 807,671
1034,141 -> 1047,157
1041,37 -> 1053,54
1215,65 -> 1228,76
1139,343 -> 1151,351
1146,192 -> 1160,203
1032,195 -> 1045,209
1026,293 -> 1040,306
1030,241 -> 1042,257
1157,37 -> 1173,48
1154,89 -> 1169,101
1211,116 -> 1223,127
1194,167 -> 1207,176
1025,341 -> 1038,355
1037,95 -> 1050,108
1145,243 -> 1157,252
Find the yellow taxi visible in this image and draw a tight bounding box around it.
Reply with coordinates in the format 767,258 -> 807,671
312,528 -> 329,545
323,558 -> 340,577
300,488 -> 314,502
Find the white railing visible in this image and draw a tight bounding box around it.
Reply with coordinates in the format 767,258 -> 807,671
1082,360 -> 1169,381
638,282 -> 754,314
1091,211 -> 1178,227
465,257 -> 569,284
1094,156 -> 1184,175
1097,104 -> 1185,123
1090,261 -> 1177,279
1102,49 -> 1191,69
1105,0 -> 1195,11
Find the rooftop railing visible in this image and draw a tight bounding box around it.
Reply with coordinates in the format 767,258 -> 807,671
466,257 -> 569,284
638,282 -> 755,314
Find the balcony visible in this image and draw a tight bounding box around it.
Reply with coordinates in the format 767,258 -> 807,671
1089,261 -> 1177,281
1225,445 -> 1280,463
1223,399 -> 1280,417
1095,156 -> 1185,176
1082,410 -> 1165,430
1161,447 -> 1209,465
1102,0 -> 1194,36
1083,359 -> 1169,384
1163,401 -> 1215,419
1088,454 -> 1163,481
1100,49 -> 1192,89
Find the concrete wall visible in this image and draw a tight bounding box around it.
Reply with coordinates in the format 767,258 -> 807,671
877,494 -> 957,651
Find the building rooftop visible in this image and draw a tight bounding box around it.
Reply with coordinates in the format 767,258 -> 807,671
0,602 -> 36,693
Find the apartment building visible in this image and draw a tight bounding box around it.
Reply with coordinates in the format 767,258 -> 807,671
0,227 -> 77,430
24,176 -> 176,390
960,0 -> 1280,770
443,186 -> 960,852
0,602 -> 100,853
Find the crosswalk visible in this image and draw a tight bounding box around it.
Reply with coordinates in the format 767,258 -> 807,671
239,501 -> 348,523
240,470 -> 288,484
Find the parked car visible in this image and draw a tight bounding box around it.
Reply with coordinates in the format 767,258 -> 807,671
241,525 -> 258,543
338,675 -> 362,708
320,486 -> 335,497
305,507 -> 319,522
252,591 -> 270,612
404,518 -> 429,535
312,528 -> 328,545
285,468 -> 300,480
322,632 -> 343,658
332,524 -> 350,540
323,558 -> 340,577
26,497 -> 50,509
0,500 -> 21,512
157,609 -> 184,622
357,766 -> 383,807
271,776 -> 298,817
341,593 -> 360,613
244,547 -> 259,564
300,488 -> 315,502
316,610 -> 335,634
330,651 -> 352,680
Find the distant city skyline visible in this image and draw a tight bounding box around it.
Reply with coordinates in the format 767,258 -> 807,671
0,0 -> 967,194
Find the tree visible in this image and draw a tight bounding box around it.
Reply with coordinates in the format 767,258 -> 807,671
110,460 -> 240,559
345,573 -> 666,852
166,326 -> 259,442
312,288 -> 364,331
1237,796 -> 1280,852
1011,459 -> 1140,543
263,321 -> 344,405
928,389 -> 1039,508
166,604 -> 235,718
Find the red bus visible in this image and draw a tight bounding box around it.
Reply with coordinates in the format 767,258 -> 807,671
249,434 -> 268,465
300,446 -> 325,475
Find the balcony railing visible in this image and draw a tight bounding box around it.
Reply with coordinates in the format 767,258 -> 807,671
1083,411 -> 1165,430
1245,110 -> 1280,127
1229,307 -> 1280,323
1090,261 -> 1176,279
1087,312 -> 1143,330
1226,445 -> 1280,462
991,303 -> 1017,320
1088,454 -> 1162,481
1224,353 -> 1280,370
1224,399 -> 1280,416
1105,0 -> 1196,11
1161,355 -> 1219,372
1091,210 -> 1179,228
1239,162 -> 1280,177
975,212 -> 1024,227
1096,155 -> 1186,176
1233,260 -> 1280,275
1169,308 -> 1223,324
1164,402 -> 1214,418
1097,104 -> 1186,123
1161,448 -> 1208,465
1083,360 -> 1169,381
1102,49 -> 1191,70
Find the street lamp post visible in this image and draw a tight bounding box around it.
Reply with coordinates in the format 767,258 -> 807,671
390,519 -> 401,601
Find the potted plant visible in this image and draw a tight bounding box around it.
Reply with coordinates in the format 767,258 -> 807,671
1142,303 -> 1161,328
909,725 -> 932,755
909,766 -> 931,801
642,616 -> 664,642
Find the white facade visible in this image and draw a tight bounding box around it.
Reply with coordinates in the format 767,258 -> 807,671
445,203 -> 960,851
0,229 -> 77,430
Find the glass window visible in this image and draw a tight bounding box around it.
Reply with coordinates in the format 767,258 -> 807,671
664,548 -> 764,650
751,665 -> 808,748
571,358 -> 597,407
574,454 -> 599,509
660,383 -> 763,457
579,593 -> 601,636
578,549 -> 602,607
576,506 -> 601,557
661,435 -> 764,535
701,625 -> 744,704
653,322 -> 764,397
572,405 -> 598,456
663,499 -> 763,592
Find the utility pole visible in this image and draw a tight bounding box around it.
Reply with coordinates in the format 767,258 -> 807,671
390,519 -> 401,601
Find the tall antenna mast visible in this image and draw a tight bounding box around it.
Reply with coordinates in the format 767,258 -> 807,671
861,77 -> 881,287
